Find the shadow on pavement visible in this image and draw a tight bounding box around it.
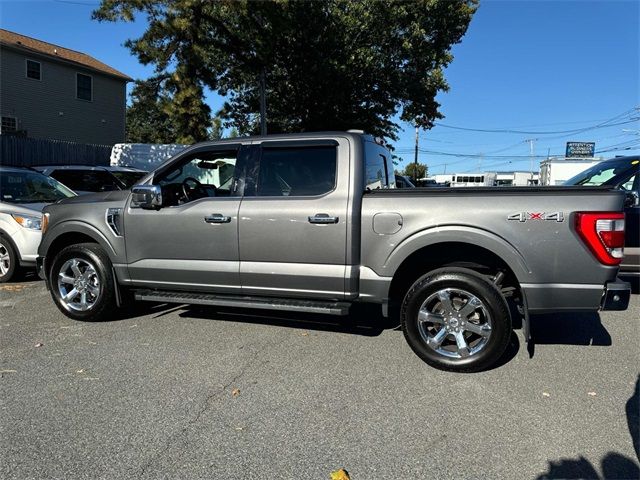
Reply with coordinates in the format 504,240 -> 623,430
536,453 -> 639,479
627,375 -> 639,463
537,379 -> 640,479
175,302 -> 398,337
530,311 -> 612,346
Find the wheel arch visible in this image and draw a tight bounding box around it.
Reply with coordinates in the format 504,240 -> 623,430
387,238 -> 526,314
41,221 -> 116,276
0,228 -> 20,257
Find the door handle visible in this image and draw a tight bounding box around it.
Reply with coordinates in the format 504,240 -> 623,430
204,214 -> 232,224
308,213 -> 339,224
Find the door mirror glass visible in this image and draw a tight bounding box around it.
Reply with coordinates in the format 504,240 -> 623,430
131,185 -> 163,209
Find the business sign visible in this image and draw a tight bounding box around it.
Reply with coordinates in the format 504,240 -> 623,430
566,141 -> 595,158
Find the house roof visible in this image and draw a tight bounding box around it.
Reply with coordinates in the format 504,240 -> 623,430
0,29 -> 132,81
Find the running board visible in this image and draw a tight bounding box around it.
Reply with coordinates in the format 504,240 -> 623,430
133,290 -> 351,316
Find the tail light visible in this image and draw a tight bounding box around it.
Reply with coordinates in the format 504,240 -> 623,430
575,212 -> 625,265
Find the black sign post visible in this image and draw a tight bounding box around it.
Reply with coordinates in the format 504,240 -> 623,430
566,142 -> 595,158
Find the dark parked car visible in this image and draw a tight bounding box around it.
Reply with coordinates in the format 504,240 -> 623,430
564,155 -> 639,275
394,174 -> 415,188
33,165 -> 147,195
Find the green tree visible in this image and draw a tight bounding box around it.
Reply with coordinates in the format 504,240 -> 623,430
125,77 -> 175,143
95,0 -> 477,141
402,162 -> 428,181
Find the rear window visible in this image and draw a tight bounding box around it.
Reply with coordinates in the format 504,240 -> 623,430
364,141 -> 393,190
49,169 -> 122,192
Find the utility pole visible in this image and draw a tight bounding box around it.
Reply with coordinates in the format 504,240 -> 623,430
525,138 -> 537,182
413,126 -> 419,182
259,67 -> 267,136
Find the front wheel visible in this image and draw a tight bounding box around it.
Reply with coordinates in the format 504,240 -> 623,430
401,267 -> 512,372
49,243 -> 117,322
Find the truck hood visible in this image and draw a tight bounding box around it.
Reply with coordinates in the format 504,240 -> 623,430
56,190 -> 129,205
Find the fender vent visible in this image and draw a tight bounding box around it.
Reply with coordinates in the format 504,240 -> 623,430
106,208 -> 123,236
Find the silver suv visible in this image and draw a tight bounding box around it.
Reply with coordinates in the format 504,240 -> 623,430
0,166 -> 75,282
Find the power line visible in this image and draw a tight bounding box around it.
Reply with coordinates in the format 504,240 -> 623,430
433,108 -> 637,135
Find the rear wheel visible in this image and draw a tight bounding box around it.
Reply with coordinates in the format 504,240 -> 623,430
0,237 -> 18,283
401,267 -> 511,372
49,243 -> 117,321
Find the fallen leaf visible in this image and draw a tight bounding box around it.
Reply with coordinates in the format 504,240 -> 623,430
76,369 -> 85,374
542,392 -> 551,397
301,331 -> 309,336
34,343 -> 44,348
587,392 -> 597,396
231,388 -> 240,398
330,468 -> 351,480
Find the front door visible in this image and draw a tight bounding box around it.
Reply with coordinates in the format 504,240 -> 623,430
238,140 -> 349,299
124,145 -> 244,293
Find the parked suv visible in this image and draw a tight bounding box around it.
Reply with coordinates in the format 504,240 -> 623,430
0,166 -> 75,282
564,155 -> 639,275
33,165 -> 147,195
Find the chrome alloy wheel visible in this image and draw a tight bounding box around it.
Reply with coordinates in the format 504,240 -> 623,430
57,258 -> 101,311
417,288 -> 492,359
0,242 -> 9,276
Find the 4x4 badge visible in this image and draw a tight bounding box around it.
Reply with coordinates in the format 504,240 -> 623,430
508,212 -> 564,222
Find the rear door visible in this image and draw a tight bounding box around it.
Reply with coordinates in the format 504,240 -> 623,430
238,139 -> 350,299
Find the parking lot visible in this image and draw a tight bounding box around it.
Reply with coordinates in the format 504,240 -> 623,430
1,278 -> 638,479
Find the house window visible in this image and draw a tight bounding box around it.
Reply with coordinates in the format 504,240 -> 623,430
26,60 -> 41,80
76,73 -> 92,101
1,117 -> 17,133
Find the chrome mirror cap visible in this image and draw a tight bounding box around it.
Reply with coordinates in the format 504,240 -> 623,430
131,185 -> 162,209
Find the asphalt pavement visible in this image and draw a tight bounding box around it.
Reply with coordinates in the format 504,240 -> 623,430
1,278 -> 639,479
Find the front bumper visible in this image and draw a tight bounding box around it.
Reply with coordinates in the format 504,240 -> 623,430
600,279 -> 631,311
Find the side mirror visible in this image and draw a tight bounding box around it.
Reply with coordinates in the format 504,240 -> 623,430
131,185 -> 162,209
624,191 -> 639,208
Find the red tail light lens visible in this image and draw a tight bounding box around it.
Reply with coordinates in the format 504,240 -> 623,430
575,212 -> 625,265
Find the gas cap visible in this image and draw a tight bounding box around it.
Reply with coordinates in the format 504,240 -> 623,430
373,212 -> 403,235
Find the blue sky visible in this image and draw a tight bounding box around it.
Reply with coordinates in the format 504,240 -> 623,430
1,0 -> 638,174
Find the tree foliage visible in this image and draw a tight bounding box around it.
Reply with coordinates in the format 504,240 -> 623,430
95,0 -> 477,141
125,77 -> 174,143
402,162 -> 428,181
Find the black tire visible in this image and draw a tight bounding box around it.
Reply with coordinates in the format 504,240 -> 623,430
0,235 -> 19,283
48,242 -> 117,322
401,267 -> 512,373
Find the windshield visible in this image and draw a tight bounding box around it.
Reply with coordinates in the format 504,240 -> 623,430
0,170 -> 76,204
49,169 -> 123,192
564,158 -> 639,186
110,171 -> 147,188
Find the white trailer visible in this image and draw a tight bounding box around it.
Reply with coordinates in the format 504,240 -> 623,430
539,158 -> 603,186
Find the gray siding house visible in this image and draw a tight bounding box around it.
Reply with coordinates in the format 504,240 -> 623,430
0,29 -> 131,145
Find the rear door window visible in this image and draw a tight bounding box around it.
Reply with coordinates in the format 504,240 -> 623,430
256,146 -> 336,197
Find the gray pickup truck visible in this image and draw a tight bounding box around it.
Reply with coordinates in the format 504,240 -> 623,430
37,132 -> 631,372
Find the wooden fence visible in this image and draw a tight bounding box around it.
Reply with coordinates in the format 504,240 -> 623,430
0,135 -> 112,167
